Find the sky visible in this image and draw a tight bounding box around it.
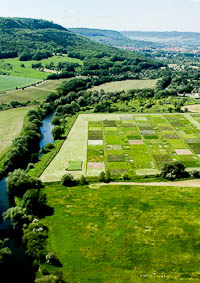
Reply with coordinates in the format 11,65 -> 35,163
1,0 -> 200,32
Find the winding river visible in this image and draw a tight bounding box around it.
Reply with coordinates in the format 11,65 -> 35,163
0,112 -> 55,283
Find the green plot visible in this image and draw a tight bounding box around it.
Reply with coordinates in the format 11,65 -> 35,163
67,161 -> 83,171
0,75 -> 41,91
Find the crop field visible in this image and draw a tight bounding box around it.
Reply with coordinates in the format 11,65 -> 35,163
0,55 -> 83,80
92,79 -> 158,92
0,106 -> 34,161
42,183 -> 200,282
0,75 -> 41,92
41,113 -> 200,182
0,78 -> 74,103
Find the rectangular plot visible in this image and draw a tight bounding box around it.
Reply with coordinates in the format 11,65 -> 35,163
107,155 -> 125,162
87,162 -> 105,170
128,140 -> 144,145
175,149 -> 193,155
67,161 -> 82,171
88,140 -> 103,146
103,120 -> 117,127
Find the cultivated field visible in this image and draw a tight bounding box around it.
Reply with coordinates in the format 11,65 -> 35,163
0,78 -> 74,103
92,79 -> 158,92
0,75 -> 40,92
41,113 -> 200,182
0,106 -> 34,161
42,183 -> 200,282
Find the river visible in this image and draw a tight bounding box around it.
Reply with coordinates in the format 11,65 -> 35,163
0,112 -> 55,283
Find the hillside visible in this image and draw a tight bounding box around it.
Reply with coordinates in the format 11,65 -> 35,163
121,31 -> 200,49
70,27 -> 162,49
0,17 -> 105,56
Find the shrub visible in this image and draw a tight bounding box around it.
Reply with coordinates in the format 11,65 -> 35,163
122,173 -> 129,180
99,171 -> 106,182
161,161 -> 188,180
79,175 -> 87,185
190,170 -> 200,178
105,170 -> 111,183
61,173 -> 76,187
46,252 -> 61,267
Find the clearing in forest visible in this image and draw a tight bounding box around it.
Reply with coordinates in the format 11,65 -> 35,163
41,113 -> 200,182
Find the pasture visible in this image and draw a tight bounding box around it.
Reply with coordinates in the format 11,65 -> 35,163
0,55 -> 83,80
0,75 -> 40,92
42,183 -> 200,282
0,78 -> 74,103
41,113 -> 200,182
0,106 -> 34,162
92,79 -> 158,92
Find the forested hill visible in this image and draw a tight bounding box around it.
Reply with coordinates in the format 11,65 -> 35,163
69,27 -> 163,49
0,17 -> 106,56
0,17 -> 66,30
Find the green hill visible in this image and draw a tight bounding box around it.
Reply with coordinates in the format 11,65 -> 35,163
69,27 -> 162,49
0,17 -> 105,56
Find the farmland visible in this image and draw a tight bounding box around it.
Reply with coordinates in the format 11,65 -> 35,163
0,75 -> 41,92
42,183 -> 200,282
0,106 -> 34,162
0,78 -> 74,103
41,113 -> 200,182
92,79 -> 158,92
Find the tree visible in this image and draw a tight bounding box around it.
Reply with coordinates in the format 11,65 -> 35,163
52,126 -> 64,140
7,169 -> 42,199
22,189 -> 47,216
3,207 -> 32,231
0,238 -> 12,266
161,161 -> 188,180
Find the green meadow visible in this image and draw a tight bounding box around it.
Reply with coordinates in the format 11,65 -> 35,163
0,75 -> 40,91
42,183 -> 200,282
0,78 -> 74,103
0,106 -> 34,162
92,79 -> 158,92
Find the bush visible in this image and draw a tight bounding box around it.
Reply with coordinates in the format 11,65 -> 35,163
79,175 -> 87,185
105,170 -> 111,183
161,161 -> 188,180
61,173 -> 76,187
190,170 -> 200,178
46,252 -> 61,267
122,173 -> 129,180
99,171 -> 106,182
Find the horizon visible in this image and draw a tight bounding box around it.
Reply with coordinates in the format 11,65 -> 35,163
1,0 -> 200,33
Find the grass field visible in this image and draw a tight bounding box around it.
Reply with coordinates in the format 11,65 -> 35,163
0,106 -> 34,161
0,78 -> 76,103
92,79 -> 158,92
0,75 -> 41,92
41,113 -> 200,182
0,55 -> 83,80
42,183 -> 200,282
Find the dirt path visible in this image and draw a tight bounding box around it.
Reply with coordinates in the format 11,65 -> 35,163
89,179 -> 200,188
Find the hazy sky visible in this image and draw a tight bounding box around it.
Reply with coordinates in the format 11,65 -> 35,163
1,0 -> 200,32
